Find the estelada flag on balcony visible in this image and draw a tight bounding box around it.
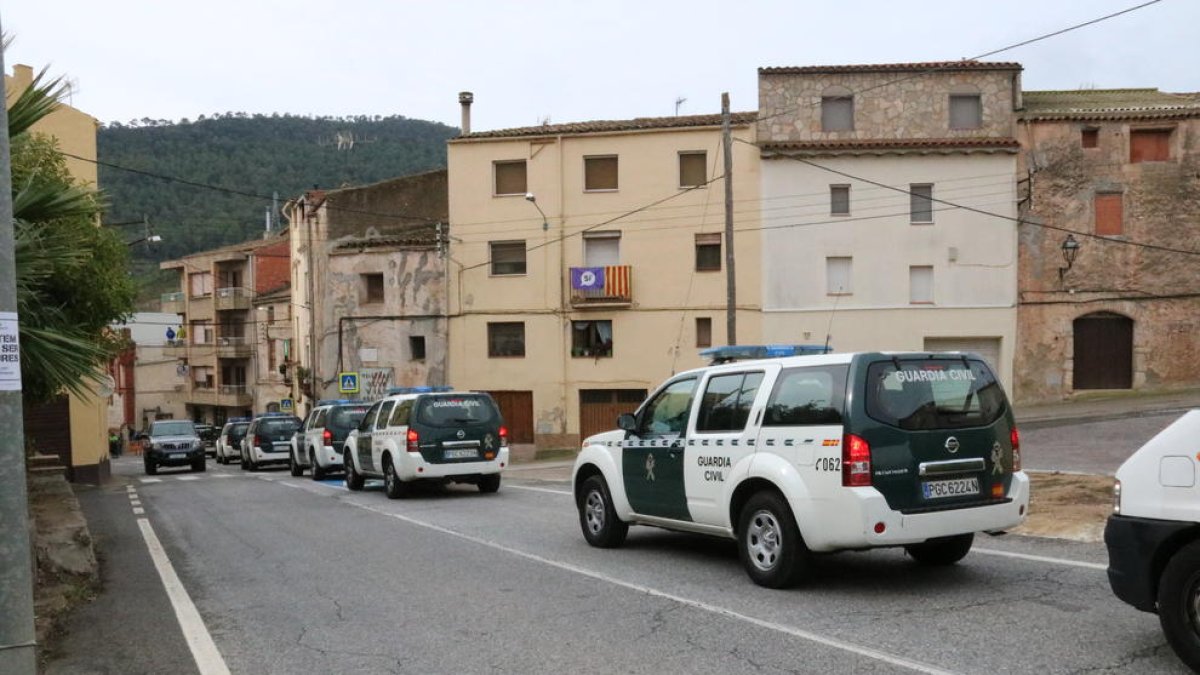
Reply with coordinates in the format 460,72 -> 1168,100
572,266 -> 630,297
571,267 -> 605,290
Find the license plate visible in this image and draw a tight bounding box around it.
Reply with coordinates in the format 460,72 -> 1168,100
170,453 -> 185,460
444,448 -> 478,460
922,477 -> 980,499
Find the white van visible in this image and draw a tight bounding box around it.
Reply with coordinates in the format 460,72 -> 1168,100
572,350 -> 1029,588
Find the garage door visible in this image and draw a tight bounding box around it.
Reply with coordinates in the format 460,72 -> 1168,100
484,391 -> 534,444
579,389 -> 647,441
1073,313 -> 1133,390
923,337 -> 1002,375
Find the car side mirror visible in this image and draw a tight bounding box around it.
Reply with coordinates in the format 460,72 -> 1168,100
617,413 -> 637,433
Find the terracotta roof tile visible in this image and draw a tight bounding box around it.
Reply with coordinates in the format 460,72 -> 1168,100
759,61 -> 1022,75
760,138 -> 1020,156
455,112 -> 757,140
333,234 -> 438,251
1021,88 -> 1200,121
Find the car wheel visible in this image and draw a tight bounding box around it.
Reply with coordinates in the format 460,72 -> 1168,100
1158,540 -> 1200,672
478,474 -> 501,494
289,451 -> 303,477
578,475 -> 627,548
310,450 -> 326,481
192,458 -> 206,472
904,533 -> 974,566
216,448 -> 224,465
383,457 -> 409,500
144,460 -> 158,476
240,450 -> 249,471
738,491 -> 810,589
344,450 -> 364,491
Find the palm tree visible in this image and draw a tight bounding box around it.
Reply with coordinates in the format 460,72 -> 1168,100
9,68 -> 135,402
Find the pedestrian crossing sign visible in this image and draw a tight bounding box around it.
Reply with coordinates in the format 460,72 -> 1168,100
339,372 -> 360,394
280,398 -> 294,412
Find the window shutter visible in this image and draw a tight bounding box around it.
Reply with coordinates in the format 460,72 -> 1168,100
826,257 -> 852,294
909,266 -> 933,304
830,185 -> 850,215
679,152 -> 707,187
494,161 -> 527,195
585,156 -> 619,190
1130,130 -> 1171,163
910,184 -> 934,223
949,95 -> 982,129
821,97 -> 854,132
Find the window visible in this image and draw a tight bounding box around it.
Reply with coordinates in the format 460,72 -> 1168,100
821,96 -> 854,132
188,272 -> 213,298
1095,193 -> 1124,236
362,273 -> 384,304
830,185 -> 850,216
696,317 -> 712,348
190,321 -> 214,345
1130,129 -> 1171,163
490,241 -> 527,276
763,365 -> 848,426
494,160 -> 527,196
409,336 -> 426,361
313,409 -> 328,427
388,401 -> 413,427
358,402 -> 381,432
584,155 -> 619,191
583,231 -> 620,266
267,338 -> 276,371
865,359 -> 1005,431
910,184 -> 933,223
826,257 -> 852,295
375,401 -> 395,431
949,94 -> 982,129
696,372 -> 765,433
638,378 -> 697,437
192,366 -> 214,389
1081,128 -> 1099,149
487,322 -> 525,357
572,320 -> 613,358
909,266 -> 934,304
679,151 -> 707,188
694,233 -> 721,271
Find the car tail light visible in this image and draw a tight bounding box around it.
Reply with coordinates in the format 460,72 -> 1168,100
255,435 -> 265,448
842,434 -> 871,487
499,426 -> 509,448
322,429 -> 333,447
1010,427 -> 1021,472
406,429 -> 419,453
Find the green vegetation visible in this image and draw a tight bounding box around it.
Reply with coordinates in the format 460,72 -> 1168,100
11,71 -> 136,403
97,113 -> 458,278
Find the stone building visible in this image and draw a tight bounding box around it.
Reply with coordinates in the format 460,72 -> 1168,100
1015,89 -> 1200,401
756,62 -> 1024,386
285,170 -> 449,413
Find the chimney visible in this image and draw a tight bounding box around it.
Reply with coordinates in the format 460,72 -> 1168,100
12,64 -> 33,91
459,91 -> 474,135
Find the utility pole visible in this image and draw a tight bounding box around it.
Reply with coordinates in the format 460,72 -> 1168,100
0,17 -> 39,673
721,92 -> 737,346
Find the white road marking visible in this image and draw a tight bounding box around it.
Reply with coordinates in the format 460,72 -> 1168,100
140,478 -> 162,484
131,500 -> 142,507
132,507 -> 145,515
136,518 -> 231,675
508,484 -> 572,496
212,475 -> 232,479
974,547 -> 1106,571
177,476 -> 201,481
346,500 -> 953,675
126,485 -> 137,492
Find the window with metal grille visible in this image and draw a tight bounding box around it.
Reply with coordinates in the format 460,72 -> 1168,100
494,160 -> 527,196
584,156 -> 619,191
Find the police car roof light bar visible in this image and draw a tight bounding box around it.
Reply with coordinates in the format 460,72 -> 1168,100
316,399 -> 364,406
385,386 -> 454,395
699,344 -> 833,364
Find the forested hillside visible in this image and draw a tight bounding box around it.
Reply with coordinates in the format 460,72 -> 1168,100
97,113 -> 458,271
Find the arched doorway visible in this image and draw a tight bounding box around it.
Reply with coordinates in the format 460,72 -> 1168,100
1073,312 -> 1133,389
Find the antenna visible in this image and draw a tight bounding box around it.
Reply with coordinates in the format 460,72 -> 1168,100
675,96 -> 687,116
823,290 -> 843,352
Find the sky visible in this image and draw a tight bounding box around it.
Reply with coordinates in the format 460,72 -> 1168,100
5,0 -> 1197,131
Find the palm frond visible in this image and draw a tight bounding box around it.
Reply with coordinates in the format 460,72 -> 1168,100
7,67 -> 66,138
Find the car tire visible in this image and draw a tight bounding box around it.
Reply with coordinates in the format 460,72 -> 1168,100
904,533 -> 974,566
289,451 -> 303,477
578,475 -> 628,548
1157,540 -> 1200,672
144,460 -> 158,476
478,474 -> 501,494
737,491 -> 810,589
240,450 -> 249,471
310,449 -> 325,481
383,456 -> 409,500
216,449 -> 225,465
344,450 -> 364,491
192,459 -> 206,473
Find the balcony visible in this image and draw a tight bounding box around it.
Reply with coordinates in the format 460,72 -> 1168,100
214,287 -> 252,311
568,265 -> 633,308
161,291 -> 185,314
216,384 -> 253,407
266,320 -> 292,341
163,338 -> 188,358
215,335 -> 253,358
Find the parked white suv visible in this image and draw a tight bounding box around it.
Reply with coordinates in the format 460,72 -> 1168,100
289,400 -> 371,479
343,388 -> 508,498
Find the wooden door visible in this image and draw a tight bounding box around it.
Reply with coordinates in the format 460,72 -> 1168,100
1074,313 -> 1133,389
484,390 -> 534,444
579,389 -> 647,441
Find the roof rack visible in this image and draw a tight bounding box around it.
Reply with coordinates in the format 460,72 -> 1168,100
316,398 -> 365,406
699,344 -> 833,365
385,386 -> 454,396
226,417 -> 252,424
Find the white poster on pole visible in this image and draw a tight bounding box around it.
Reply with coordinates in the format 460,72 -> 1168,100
0,312 -> 20,392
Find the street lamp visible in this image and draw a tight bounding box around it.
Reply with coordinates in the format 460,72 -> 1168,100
126,234 -> 162,247
1059,234 -> 1080,282
525,192 -> 549,231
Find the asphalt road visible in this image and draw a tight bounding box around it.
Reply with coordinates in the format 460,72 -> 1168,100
1021,410 -> 1183,475
47,455 -> 1188,675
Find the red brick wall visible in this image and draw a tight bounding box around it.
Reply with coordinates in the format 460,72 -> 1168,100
254,240 -> 291,294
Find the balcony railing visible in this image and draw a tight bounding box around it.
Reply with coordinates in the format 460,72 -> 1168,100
214,286 -> 252,311
569,265 -> 633,307
216,335 -> 253,357
266,320 -> 292,341
161,291 -> 185,313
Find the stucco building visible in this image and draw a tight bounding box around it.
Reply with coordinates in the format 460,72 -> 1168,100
160,235 -> 291,425
1014,89 -> 1200,401
285,170 -> 449,414
107,312 -> 189,434
8,63 -> 113,483
447,103 -> 762,448
756,62 -> 1024,387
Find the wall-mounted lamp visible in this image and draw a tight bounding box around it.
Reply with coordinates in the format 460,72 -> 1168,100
525,192 -> 549,231
1059,234 -> 1080,282
126,234 -> 163,247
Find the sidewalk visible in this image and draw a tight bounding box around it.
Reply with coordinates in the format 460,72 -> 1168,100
1014,386 -> 1200,428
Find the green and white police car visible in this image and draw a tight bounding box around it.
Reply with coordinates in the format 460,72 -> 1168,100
572,349 -> 1029,588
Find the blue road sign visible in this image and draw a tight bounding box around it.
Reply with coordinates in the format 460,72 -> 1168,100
339,372 -> 360,394
280,398 -> 294,412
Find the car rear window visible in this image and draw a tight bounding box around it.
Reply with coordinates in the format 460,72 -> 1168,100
865,359 -> 1006,431
258,418 -> 301,438
227,423 -> 249,438
328,406 -> 369,428
415,395 -> 498,427
152,421 -> 195,436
